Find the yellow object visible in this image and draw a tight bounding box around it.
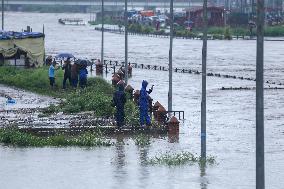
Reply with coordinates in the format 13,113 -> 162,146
0,37 -> 45,67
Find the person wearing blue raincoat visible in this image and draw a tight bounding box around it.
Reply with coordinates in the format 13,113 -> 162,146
79,64 -> 88,88
139,80 -> 153,126
113,83 -> 127,128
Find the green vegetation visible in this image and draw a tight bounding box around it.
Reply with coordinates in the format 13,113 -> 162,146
0,66 -> 63,97
133,134 -> 151,146
0,66 -> 115,116
203,25 -> 284,37
224,27 -> 233,40
0,128 -> 112,147
175,29 -> 197,38
147,151 -> 216,166
128,23 -> 155,34
0,66 -> 142,126
204,26 -> 248,37
120,22 -> 284,38
264,25 -> 284,37
89,16 -> 118,25
125,101 -> 140,126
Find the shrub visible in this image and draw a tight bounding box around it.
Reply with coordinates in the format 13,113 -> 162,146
125,101 -> 140,126
133,133 -> 151,146
147,151 -> 217,166
0,128 -> 112,147
224,27 -> 232,40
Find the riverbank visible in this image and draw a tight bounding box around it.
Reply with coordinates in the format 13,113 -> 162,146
95,23 -> 284,39
0,66 -> 140,125
0,66 -> 115,115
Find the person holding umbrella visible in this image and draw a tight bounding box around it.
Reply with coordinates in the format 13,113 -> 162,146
62,57 -> 72,89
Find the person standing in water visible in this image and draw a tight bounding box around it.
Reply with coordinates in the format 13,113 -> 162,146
139,80 -> 154,127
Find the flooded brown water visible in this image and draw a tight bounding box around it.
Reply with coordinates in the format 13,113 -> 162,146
0,12 -> 284,189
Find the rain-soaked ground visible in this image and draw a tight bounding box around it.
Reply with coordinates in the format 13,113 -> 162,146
0,12 -> 284,189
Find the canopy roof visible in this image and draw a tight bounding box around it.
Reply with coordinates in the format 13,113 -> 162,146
0,31 -> 44,40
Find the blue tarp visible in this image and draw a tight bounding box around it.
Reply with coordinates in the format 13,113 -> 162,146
0,31 -> 44,40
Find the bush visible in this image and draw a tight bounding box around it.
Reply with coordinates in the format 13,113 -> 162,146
224,27 -> 232,40
60,86 -> 114,116
125,101 -> 140,126
147,151 -> 217,166
142,26 -> 154,34
133,133 -> 151,146
213,34 -> 223,40
265,25 -> 284,36
0,128 -> 112,147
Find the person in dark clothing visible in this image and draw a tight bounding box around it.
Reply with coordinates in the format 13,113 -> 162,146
113,83 -> 126,128
79,64 -> 88,88
71,63 -> 79,88
139,80 -> 153,127
45,56 -> 53,66
62,58 -> 72,89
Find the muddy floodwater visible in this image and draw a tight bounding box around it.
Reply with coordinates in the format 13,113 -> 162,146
0,12 -> 284,189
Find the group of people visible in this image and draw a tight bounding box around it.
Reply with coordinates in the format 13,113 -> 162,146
48,57 -> 88,89
48,55 -> 153,128
113,80 -> 154,128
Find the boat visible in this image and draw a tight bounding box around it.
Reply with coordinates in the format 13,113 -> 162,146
58,18 -> 86,26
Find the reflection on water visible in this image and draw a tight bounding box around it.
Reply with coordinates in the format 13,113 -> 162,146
200,164 -> 208,189
114,135 -> 126,168
113,135 -> 127,187
138,146 -> 150,188
168,133 -> 179,143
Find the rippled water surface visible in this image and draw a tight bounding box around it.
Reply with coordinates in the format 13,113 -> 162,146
0,12 -> 284,189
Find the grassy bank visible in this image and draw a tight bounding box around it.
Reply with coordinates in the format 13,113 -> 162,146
200,25 -> 284,37
0,66 -> 139,124
0,128 -> 112,147
89,17 -> 119,26
0,66 -> 115,116
123,22 -> 284,38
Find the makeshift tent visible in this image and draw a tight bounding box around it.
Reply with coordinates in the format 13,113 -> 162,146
0,31 -> 45,67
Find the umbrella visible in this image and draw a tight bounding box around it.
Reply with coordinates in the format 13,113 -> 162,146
75,59 -> 90,66
55,53 -> 75,59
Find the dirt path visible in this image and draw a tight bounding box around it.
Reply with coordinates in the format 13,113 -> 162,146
0,84 -> 61,127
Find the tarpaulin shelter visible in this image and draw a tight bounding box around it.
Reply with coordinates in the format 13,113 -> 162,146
0,31 -> 45,67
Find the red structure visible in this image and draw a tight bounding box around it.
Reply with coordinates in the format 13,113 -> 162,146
186,6 -> 224,28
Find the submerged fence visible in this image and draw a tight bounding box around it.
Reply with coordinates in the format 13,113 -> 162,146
94,27 -> 249,40
94,59 -> 284,87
